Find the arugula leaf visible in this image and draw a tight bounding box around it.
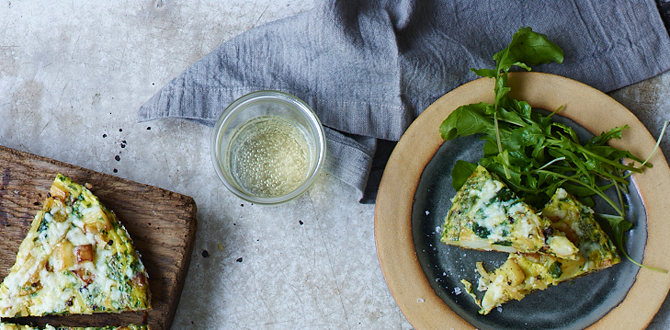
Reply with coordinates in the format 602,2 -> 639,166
451,160 -> 478,191
587,125 -> 629,146
440,103 -> 496,140
491,26 -> 564,73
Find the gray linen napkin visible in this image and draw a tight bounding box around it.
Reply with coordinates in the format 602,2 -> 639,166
138,0 -> 670,202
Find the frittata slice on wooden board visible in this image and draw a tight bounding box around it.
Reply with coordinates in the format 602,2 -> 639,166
0,174 -> 151,317
441,165 -> 579,259
474,188 -> 620,314
0,323 -> 148,330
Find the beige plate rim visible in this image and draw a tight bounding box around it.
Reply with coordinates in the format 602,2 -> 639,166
374,72 -> 670,330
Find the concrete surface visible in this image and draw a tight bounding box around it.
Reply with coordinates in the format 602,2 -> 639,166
1,1 -> 670,329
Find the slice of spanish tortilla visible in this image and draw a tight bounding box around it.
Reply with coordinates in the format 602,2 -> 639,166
0,174 -> 151,317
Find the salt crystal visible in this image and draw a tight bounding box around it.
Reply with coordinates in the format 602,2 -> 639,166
417,298 -> 424,303
454,287 -> 462,295
497,306 -> 503,313
425,210 -> 430,215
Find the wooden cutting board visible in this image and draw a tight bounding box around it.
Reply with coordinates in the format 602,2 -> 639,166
0,145 -> 198,330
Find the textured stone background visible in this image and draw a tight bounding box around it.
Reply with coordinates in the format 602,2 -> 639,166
1,1 -> 670,329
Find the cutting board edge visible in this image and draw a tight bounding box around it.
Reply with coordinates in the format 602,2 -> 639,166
164,202 -> 197,330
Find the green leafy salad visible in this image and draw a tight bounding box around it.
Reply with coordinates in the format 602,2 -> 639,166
439,27 -> 666,271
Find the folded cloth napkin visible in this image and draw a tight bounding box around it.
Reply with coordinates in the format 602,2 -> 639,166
138,0 -> 670,203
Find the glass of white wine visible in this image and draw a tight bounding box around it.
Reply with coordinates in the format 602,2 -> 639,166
211,91 -> 326,204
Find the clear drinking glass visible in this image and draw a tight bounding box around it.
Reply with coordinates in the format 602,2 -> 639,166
211,91 -> 326,204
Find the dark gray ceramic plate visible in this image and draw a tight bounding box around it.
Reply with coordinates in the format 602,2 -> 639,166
412,113 -> 645,330
375,73 -> 670,330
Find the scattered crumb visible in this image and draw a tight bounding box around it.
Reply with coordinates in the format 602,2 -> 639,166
299,220 -> 304,225
102,134 -> 107,138
113,169 -> 118,173
147,126 -> 152,130
236,257 -> 243,263
201,250 -> 209,258
114,155 -> 120,161
218,243 -> 223,251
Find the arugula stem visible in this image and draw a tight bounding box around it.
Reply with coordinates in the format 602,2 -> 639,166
536,170 -> 623,215
597,171 -> 632,187
493,112 -> 511,179
641,120 -> 669,167
536,157 -> 565,170
613,179 -> 625,217
578,144 -> 640,172
618,245 -> 667,273
598,214 -> 668,273
546,138 -> 643,173
580,149 -> 644,173
547,105 -> 564,118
